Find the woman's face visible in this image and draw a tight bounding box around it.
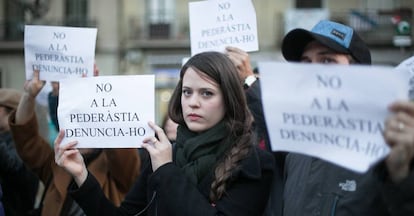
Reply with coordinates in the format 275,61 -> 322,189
181,67 -> 225,133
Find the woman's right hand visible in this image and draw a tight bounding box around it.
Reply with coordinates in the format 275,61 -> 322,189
54,130 -> 88,186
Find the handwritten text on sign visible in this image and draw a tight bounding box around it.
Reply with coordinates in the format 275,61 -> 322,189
259,62 -> 410,173
189,0 -> 258,56
58,75 -> 155,148
24,25 -> 97,82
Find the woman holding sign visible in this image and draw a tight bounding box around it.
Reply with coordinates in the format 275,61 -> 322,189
54,51 -> 275,216
8,70 -> 141,216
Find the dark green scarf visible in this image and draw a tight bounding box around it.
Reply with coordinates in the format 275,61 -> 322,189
175,121 -> 231,184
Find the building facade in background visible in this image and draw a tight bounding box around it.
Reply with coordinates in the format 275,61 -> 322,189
0,0 -> 413,121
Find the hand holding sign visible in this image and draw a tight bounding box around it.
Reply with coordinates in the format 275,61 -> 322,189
15,70 -> 46,125
53,130 -> 88,186
24,70 -> 46,99
142,121 -> 173,171
384,101 -> 414,183
225,46 -> 254,80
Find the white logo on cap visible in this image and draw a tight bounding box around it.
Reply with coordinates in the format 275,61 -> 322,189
331,29 -> 346,40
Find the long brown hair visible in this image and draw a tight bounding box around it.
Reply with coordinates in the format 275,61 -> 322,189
168,51 -> 254,202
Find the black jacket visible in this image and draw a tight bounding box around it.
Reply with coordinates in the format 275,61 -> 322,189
245,80 -> 285,216
0,132 -> 39,216
245,80 -> 271,151
0,184 -> 4,216
284,153 -> 414,216
70,146 -> 275,216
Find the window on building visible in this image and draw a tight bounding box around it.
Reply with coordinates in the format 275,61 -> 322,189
296,0 -> 322,8
65,0 -> 88,27
147,0 -> 175,23
146,0 -> 175,39
4,1 -> 25,40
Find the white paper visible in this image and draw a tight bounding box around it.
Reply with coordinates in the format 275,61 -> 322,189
395,55 -> 414,99
395,55 -> 414,76
58,75 -> 155,148
259,62 -> 410,173
189,0 -> 258,56
24,25 -> 97,82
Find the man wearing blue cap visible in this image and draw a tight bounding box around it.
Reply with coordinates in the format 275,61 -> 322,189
282,19 -> 414,216
282,20 -> 372,65
227,20 -> 414,216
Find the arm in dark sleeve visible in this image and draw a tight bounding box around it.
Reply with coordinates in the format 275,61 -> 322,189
380,161 -> 414,216
72,150 -> 274,216
70,161 -> 151,216
8,111 -> 54,183
0,138 -> 23,174
245,80 -> 286,175
245,80 -> 271,151
0,184 -> 4,215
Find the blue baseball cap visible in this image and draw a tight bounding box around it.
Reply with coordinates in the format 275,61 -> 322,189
282,20 -> 371,64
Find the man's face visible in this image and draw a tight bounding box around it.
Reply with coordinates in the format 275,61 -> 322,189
300,41 -> 351,65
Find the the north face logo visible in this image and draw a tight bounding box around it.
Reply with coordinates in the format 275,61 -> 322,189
339,180 -> 356,192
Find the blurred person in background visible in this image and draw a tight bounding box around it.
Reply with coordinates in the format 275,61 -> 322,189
0,88 -> 39,216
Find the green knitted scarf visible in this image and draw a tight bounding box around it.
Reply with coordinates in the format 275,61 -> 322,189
175,121 -> 231,185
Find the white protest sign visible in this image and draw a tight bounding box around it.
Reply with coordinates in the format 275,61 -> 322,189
395,55 -> 414,99
189,0 -> 258,56
396,55 -> 414,72
58,75 -> 155,148
259,62 -> 410,173
24,25 -> 97,82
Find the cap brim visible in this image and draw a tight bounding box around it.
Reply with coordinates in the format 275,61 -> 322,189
282,29 -> 349,62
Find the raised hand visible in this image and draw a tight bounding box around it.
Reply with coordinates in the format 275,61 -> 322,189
383,100 -> 414,183
142,121 -> 173,171
24,70 -> 46,98
16,70 -> 46,124
54,130 -> 88,186
225,46 -> 254,80
82,62 -> 100,77
93,62 -> 100,77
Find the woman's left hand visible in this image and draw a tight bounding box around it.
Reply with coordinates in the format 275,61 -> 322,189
383,100 -> 414,183
54,130 -> 88,186
142,121 -> 173,171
